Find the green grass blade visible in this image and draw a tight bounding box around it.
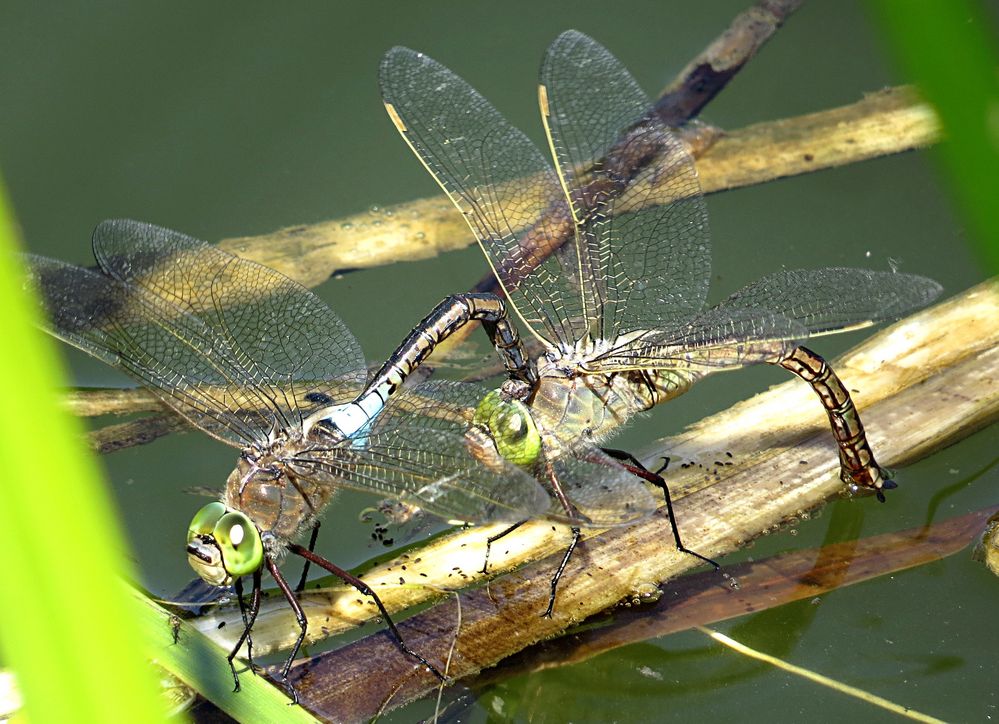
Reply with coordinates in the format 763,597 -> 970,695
135,590 -> 317,722
0,182 -> 166,722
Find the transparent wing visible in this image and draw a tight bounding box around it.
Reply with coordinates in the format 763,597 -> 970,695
547,449 -> 660,527
540,30 -> 711,343
289,385 -> 552,524
712,268 -> 943,335
380,46 -> 590,347
407,381 -> 660,525
589,268 -> 943,372
290,381 -> 659,527
26,219 -> 365,447
92,219 -> 364,397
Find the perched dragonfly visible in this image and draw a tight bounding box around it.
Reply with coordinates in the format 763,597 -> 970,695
25,219 -> 571,698
378,31 -> 943,611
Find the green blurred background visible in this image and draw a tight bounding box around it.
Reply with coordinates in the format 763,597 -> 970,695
0,1 -> 995,720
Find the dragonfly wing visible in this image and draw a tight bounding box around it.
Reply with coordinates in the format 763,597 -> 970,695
27,253 -> 259,447
93,218 -> 365,400
25,254 -> 128,371
590,268 -> 942,372
26,220 -> 366,447
547,448 -> 661,527
380,46 -> 592,348
540,31 -> 711,343
713,268 -> 943,336
292,388 -> 552,524
396,383 -> 660,525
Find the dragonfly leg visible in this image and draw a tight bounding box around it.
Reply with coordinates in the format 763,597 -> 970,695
233,576 -> 255,670
778,346 -> 895,501
286,543 -> 448,683
265,559 -> 305,705
482,520 -> 527,574
602,448 -> 720,571
234,575 -> 248,628
294,522 -> 321,593
227,568 -> 263,693
543,525 -> 580,618
601,448 -> 667,475
541,460 -> 588,617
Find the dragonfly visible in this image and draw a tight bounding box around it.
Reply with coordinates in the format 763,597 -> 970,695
25,218 -> 584,698
377,31 -> 943,611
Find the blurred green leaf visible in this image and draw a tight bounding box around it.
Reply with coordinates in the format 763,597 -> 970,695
135,591 -> 316,721
872,0 -> 999,272
0,183 -> 166,721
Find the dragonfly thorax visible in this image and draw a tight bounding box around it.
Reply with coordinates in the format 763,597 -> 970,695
539,331 -> 651,379
219,440 -> 339,547
537,345 -> 585,379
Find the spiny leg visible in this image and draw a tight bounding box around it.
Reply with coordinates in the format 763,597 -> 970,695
265,558 -> 306,705
234,575 -> 249,630
482,520 -> 527,574
777,346 -> 894,501
294,522 -> 321,593
227,568 -> 263,693
602,448 -> 720,570
234,576 -> 256,672
541,459 -> 584,618
286,543 -> 447,683
543,525 -> 581,618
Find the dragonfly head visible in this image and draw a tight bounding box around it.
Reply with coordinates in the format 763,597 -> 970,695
472,388 -> 542,467
186,501 -> 264,587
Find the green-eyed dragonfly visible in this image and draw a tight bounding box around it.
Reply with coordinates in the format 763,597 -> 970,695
27,219 -> 601,698
378,31 -> 943,612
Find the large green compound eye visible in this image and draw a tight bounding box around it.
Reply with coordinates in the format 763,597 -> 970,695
212,511 -> 264,577
474,390 -> 542,466
472,389 -> 504,428
187,501 -> 226,543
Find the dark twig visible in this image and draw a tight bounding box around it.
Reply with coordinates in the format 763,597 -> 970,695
470,0 -> 805,298
655,0 -> 805,124
88,414 -> 188,454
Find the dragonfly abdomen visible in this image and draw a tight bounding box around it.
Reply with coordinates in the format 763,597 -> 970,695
364,293 -> 534,402
303,293 -> 535,439
647,369 -> 700,407
777,346 -> 891,497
